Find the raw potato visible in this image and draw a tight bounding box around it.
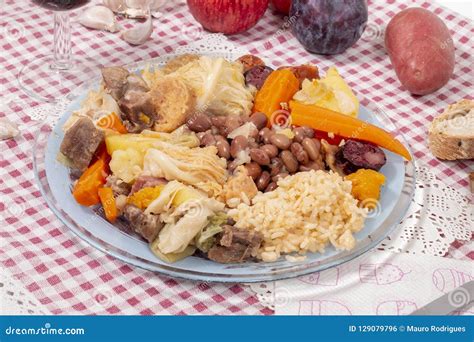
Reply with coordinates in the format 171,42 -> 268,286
385,7 -> 455,95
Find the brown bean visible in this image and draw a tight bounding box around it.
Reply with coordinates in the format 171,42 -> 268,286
196,131 -> 207,140
281,150 -> 299,173
302,138 -> 321,161
269,157 -> 283,176
260,144 -> 278,159
244,162 -> 262,181
264,182 -> 277,192
272,172 -> 289,182
256,171 -> 271,191
221,116 -> 243,137
248,139 -> 260,149
186,113 -> 211,132
249,112 -> 268,130
250,148 -> 270,166
215,135 -> 230,159
200,132 -> 216,147
227,160 -> 240,173
293,127 -> 307,143
302,126 -> 315,137
230,135 -> 248,158
312,138 -> 321,150
270,134 -> 291,150
211,116 -> 226,128
259,127 -> 274,144
248,126 -> 260,140
299,161 -> 324,172
291,142 -> 309,165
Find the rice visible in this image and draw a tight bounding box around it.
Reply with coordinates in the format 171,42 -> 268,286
228,170 -> 367,262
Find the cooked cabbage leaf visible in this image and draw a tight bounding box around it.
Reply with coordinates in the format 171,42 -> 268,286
142,144 -> 227,197
107,131 -> 200,184
150,242 -> 196,263
171,56 -> 255,117
195,212 -> 227,252
145,180 -> 203,215
156,198 -> 224,254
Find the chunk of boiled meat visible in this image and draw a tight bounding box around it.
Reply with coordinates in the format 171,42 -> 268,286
105,174 -> 131,197
101,66 -> 130,100
60,117 -> 105,171
130,175 -> 167,194
125,74 -> 149,93
336,140 -> 386,174
119,90 -> 156,133
207,225 -> 263,263
122,204 -> 163,242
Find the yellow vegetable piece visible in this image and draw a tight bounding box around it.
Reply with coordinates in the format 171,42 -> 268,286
172,186 -> 202,207
346,169 -> 386,208
106,134 -> 164,156
127,185 -> 164,210
105,131 -> 199,156
293,67 -> 359,117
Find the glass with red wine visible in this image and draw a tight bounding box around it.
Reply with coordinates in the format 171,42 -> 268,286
19,0 -> 100,102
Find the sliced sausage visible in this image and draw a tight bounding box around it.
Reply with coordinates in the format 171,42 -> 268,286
335,140 -> 387,174
237,54 -> 265,73
244,65 -> 274,90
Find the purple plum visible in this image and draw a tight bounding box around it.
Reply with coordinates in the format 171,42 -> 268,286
290,0 -> 368,55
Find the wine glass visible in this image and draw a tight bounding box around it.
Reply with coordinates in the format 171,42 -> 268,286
18,1 -> 101,103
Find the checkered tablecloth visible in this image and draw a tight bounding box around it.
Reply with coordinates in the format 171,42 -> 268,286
0,0 -> 472,315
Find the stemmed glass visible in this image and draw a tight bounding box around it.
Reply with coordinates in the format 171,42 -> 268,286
19,1 -> 101,103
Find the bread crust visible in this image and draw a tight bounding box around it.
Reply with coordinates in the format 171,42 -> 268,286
428,99 -> 474,160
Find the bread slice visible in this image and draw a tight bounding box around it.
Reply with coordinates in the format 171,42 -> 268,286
428,99 -> 474,160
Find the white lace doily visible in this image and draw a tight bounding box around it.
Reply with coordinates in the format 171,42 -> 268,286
175,33 -> 249,58
379,166 -> 472,256
0,268 -> 46,314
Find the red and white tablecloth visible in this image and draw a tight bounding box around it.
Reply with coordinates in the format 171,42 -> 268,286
0,0 -> 472,315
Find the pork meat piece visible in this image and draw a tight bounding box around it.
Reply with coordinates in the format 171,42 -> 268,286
207,225 -> 263,263
335,140 -> 386,174
101,66 -> 130,100
130,175 -> 167,194
125,74 -> 149,93
119,90 -> 156,133
60,117 -> 105,171
122,204 -> 163,242
105,175 -> 132,197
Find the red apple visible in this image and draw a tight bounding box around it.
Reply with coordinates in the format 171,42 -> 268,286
187,0 -> 270,35
271,0 -> 291,15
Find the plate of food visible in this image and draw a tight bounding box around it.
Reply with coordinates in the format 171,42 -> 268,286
34,53 -> 415,282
